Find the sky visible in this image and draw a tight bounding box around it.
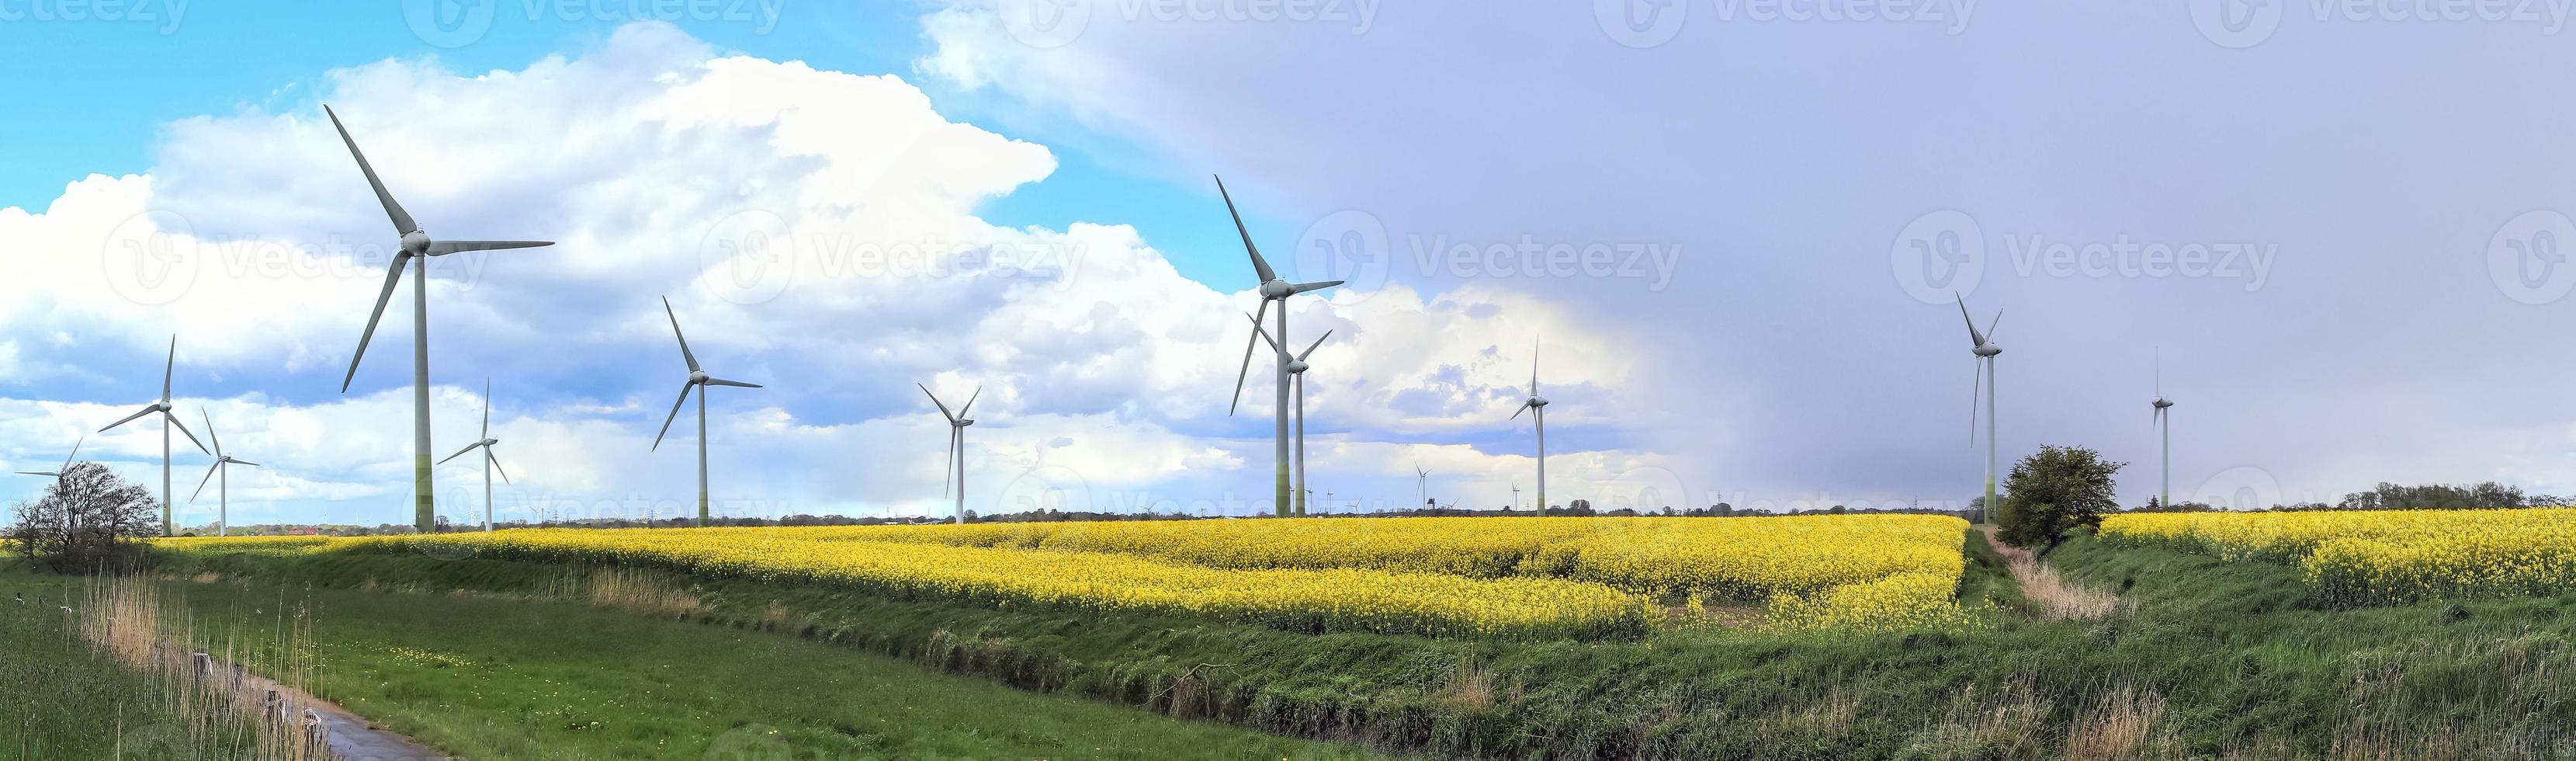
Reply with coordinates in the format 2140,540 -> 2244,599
3,0 -> 2574,527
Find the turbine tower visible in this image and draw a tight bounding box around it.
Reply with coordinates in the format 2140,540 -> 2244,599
2152,353 -> 2174,509
651,297 -> 763,528
324,105 -> 553,533
1247,314 -> 1330,517
1215,175 -> 1343,517
190,411 -> 261,537
439,380 -> 510,532
1512,341 -> 1549,516
1957,294 -> 2004,518
99,335 -> 206,537
917,384 -> 980,523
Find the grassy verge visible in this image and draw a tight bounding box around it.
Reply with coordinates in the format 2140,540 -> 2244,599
106,568 -> 1378,760
0,573 -> 309,760
149,530 -> 2576,759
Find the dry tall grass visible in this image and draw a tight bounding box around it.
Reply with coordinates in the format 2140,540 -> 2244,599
1985,530 -> 2120,620
564,567 -> 704,617
77,575 -> 335,760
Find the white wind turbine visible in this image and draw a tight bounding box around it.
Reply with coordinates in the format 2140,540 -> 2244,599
650,297 -> 764,528
99,335 -> 207,537
2151,352 -> 2174,509
1414,462 -> 1429,512
15,435 -> 84,482
1510,341 -> 1550,516
917,384 -> 980,523
1957,294 -> 2005,517
324,105 -> 553,533
189,411 -> 261,537
1216,175 -> 1343,518
1247,314 -> 1331,518
438,380 -> 509,532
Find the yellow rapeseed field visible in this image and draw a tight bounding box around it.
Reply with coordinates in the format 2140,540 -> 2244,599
2100,509 -> 2576,605
160,514 -> 1971,637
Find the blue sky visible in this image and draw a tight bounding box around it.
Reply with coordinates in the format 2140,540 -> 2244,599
6,1 -> 2576,528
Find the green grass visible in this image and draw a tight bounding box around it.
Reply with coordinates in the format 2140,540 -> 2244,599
0,577 -> 283,760
87,572 -> 1378,760
148,530 -> 2576,759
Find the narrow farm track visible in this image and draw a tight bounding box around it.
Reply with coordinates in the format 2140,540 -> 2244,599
1981,527 -> 2120,620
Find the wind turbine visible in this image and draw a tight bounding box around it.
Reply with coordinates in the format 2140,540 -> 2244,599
99,335 -> 206,537
2151,352 -> 2174,509
14,435 -> 82,481
1216,175 -> 1343,517
1415,462 -> 1429,511
1511,482 -> 1523,513
189,411 -> 261,537
438,380 -> 509,532
1247,314 -> 1330,517
917,384 -> 980,523
1957,294 -> 2004,519
1511,341 -> 1549,516
324,105 -> 553,533
652,297 -> 763,528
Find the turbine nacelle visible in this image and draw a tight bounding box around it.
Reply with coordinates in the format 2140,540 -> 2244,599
1285,359 -> 1310,374
1974,342 -> 2002,357
1260,279 -> 1294,299
401,230 -> 432,256
688,370 -> 709,385
2153,398 -> 2172,409
1527,396 -> 1549,408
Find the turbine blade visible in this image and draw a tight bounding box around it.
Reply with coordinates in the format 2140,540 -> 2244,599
487,450 -> 510,485
1246,311 -> 1284,354
427,240 -> 551,255
1511,400 -> 1529,421
1298,331 -> 1331,361
917,383 -> 956,423
162,335 -> 175,402
1229,300 -> 1271,416
1531,338 -> 1541,397
99,406 -> 154,433
192,461 -> 219,502
1212,175 -> 1276,283
201,408 -> 220,457
13,472 -> 52,478
943,427 -> 958,497
342,253 -> 412,392
482,378 -> 492,439
703,378 -> 761,388
60,434 -> 82,473
959,386 -> 981,418
661,296 -> 700,372
651,381 -> 692,451
322,105 -> 418,235
164,412 -> 209,456
1288,280 -> 1342,295
1984,308 -> 2004,341
437,442 -> 480,466
1954,294 -> 1985,346
1968,357 -> 1985,447
232,460 -> 260,467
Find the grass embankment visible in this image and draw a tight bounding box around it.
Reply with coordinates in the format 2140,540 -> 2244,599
0,574 -> 313,760
154,529 -> 2576,759
2,567 -> 1375,761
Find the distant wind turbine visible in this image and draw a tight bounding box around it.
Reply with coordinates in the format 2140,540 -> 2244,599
190,411 -> 261,537
1215,175 -> 1343,517
1957,294 -> 2005,517
2151,351 -> 2174,509
651,297 -> 763,527
917,384 -> 981,523
1511,340 -> 1550,516
438,380 -> 510,532
99,335 -> 206,537
1247,314 -> 1330,517
324,105 -> 552,533
16,434 -> 84,481
1414,462 -> 1428,511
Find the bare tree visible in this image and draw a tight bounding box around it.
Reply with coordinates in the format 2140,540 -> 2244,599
10,463 -> 158,573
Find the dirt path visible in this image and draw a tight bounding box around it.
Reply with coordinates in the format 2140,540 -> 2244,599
177,648 -> 449,761
1981,527 -> 2120,620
